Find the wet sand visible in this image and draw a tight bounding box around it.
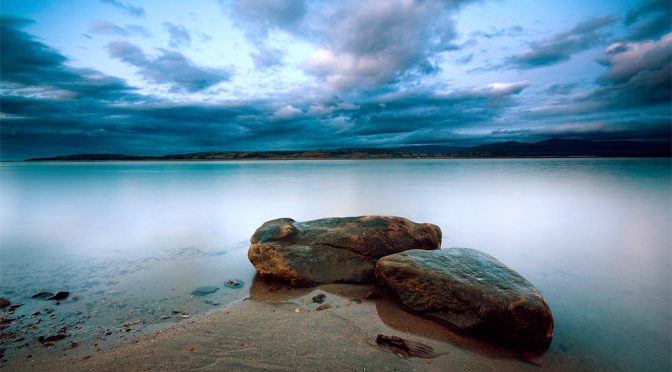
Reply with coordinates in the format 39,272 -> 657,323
5,279 -> 607,372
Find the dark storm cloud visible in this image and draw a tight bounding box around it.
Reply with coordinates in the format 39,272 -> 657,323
0,15 -> 538,160
519,34 -> 669,123
100,0 -> 146,18
0,17 -> 240,159
0,91 -> 264,159
504,16 -> 619,69
0,17 -> 135,100
2,7 -> 669,161
488,119 -> 671,143
510,33 -> 671,145
344,83 -> 530,136
1,17 -> 67,84
590,33 -> 671,107
3,73 -> 534,159
624,0 -> 671,41
0,16 -> 307,158
106,40 -> 231,92
88,20 -> 150,37
164,22 -> 191,48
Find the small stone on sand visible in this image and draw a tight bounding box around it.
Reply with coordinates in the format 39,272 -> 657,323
311,294 -> 326,304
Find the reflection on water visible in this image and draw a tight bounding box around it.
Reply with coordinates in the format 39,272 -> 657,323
0,159 -> 670,370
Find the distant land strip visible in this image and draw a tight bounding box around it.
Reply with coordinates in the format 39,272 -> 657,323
26,139 -> 672,161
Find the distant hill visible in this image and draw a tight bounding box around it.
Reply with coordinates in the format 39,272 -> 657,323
26,139 -> 671,161
397,139 -> 672,157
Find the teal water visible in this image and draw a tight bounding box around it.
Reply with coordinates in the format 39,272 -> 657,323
0,159 -> 670,370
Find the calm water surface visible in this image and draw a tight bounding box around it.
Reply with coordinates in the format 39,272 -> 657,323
0,159 -> 670,370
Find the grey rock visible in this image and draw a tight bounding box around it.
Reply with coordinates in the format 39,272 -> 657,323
376,248 -> 554,348
248,216 -> 441,287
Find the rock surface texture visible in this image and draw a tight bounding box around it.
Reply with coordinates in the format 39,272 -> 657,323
248,216 -> 441,287
376,248 -> 554,348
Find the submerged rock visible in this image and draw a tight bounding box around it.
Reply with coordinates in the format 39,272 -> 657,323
224,279 -> 243,289
38,334 -> 67,344
248,216 -> 441,287
0,298 -> 10,309
376,248 -> 554,349
191,286 -> 219,296
31,292 -> 54,300
49,292 -> 69,301
31,292 -> 69,301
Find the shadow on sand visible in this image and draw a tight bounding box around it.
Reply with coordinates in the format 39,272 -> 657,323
248,275 -> 549,365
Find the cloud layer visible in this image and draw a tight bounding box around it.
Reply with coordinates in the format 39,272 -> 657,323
100,0 -> 146,18
0,0 -> 670,160
505,16 -> 619,69
232,0 -> 475,90
106,40 -> 231,92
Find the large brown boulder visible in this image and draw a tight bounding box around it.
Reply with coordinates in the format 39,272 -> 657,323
375,248 -> 554,349
248,216 -> 441,287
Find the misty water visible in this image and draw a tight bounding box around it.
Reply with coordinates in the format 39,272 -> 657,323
0,159 -> 670,370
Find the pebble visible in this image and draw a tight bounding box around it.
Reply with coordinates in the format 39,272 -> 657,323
294,308 -> 301,314
224,279 -> 243,289
49,292 -> 69,301
38,334 -> 67,344
311,294 -> 326,304
0,298 -> 10,308
315,304 -> 332,311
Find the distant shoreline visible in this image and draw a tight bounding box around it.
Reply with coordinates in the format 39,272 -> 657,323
14,156 -> 672,163
18,139 -> 672,162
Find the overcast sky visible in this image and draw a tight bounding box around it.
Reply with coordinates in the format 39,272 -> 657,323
1,0 -> 670,159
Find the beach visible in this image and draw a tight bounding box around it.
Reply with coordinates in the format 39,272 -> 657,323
7,279 -> 608,371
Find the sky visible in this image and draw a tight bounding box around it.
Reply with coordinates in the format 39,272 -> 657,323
0,0 -> 670,159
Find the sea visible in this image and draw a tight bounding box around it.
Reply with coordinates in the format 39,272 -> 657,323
0,159 -> 670,370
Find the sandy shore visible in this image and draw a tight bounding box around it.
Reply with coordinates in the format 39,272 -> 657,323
6,280 -> 579,371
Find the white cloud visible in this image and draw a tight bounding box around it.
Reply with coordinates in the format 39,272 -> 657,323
271,104 -> 302,120
487,81 -> 530,95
